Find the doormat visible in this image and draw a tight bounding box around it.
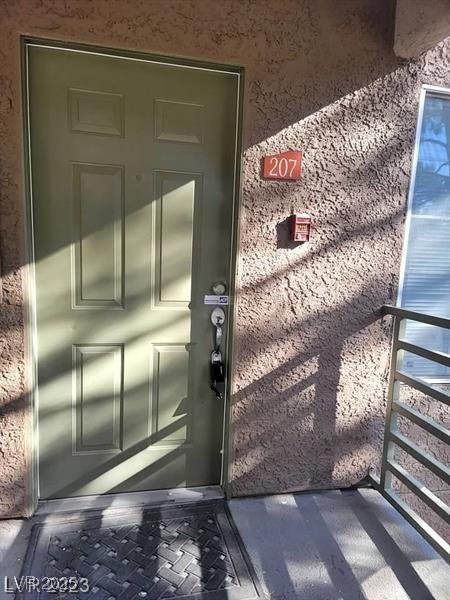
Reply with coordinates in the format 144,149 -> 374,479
18,501 -> 261,600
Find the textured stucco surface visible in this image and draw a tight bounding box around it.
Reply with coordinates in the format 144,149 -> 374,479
395,0 -> 450,58
0,0 -> 449,517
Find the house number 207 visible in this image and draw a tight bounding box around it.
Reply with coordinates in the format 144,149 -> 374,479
263,150 -> 302,180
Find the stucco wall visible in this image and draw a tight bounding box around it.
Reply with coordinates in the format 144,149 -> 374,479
0,0 -> 449,517
395,0 -> 450,58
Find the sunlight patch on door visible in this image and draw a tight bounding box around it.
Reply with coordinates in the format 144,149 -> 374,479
153,172 -> 200,309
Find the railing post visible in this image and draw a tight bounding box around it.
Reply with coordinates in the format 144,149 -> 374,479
380,314 -> 405,490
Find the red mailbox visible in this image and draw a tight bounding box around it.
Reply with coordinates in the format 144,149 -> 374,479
290,214 -> 312,242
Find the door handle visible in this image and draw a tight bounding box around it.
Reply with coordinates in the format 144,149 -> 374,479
210,307 -> 226,400
210,306 -> 225,351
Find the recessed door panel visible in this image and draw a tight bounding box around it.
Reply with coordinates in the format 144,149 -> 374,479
73,344 -> 123,453
29,45 -> 238,498
154,99 -> 203,144
69,88 -> 124,136
151,345 -> 189,445
72,163 -> 124,308
154,172 -> 199,307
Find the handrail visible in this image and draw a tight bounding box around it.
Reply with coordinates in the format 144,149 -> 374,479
382,304 -> 450,330
370,306 -> 450,563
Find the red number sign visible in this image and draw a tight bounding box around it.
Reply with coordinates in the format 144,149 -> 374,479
263,150 -> 302,180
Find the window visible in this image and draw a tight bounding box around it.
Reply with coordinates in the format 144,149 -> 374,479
398,88 -> 450,381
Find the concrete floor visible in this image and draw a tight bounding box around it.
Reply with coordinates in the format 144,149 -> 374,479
229,489 -> 449,600
0,488 -> 448,599
0,518 -> 34,599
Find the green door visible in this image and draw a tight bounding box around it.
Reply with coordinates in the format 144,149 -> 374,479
28,46 -> 238,499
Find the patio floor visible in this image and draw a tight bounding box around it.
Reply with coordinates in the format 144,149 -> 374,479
229,488 -> 449,600
0,488 -> 448,599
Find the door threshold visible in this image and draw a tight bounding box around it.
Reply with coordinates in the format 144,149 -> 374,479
36,486 -> 224,516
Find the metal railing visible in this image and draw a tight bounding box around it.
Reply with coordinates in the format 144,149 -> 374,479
369,305 -> 450,563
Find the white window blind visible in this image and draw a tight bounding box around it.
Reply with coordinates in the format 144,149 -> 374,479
399,90 -> 450,381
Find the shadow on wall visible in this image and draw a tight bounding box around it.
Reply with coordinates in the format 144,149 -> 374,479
0,208 -> 398,501
2,86 -> 405,501
241,0 -> 402,147
229,278 -> 393,496
230,126 -> 411,494
1,0 -> 445,515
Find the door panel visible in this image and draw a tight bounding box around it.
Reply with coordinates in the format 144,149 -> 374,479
154,172 -> 198,307
151,344 -> 190,445
73,344 -> 123,453
29,46 -> 238,499
73,163 -> 124,308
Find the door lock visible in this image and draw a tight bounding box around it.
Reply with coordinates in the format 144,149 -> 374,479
210,350 -> 225,400
212,281 -> 227,295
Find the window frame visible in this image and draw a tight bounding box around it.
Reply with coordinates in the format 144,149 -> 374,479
397,84 -> 450,385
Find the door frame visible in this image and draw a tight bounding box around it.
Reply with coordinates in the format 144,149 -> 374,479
20,36 -> 245,514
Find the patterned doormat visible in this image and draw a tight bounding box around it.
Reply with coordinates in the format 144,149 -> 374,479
18,501 -> 261,599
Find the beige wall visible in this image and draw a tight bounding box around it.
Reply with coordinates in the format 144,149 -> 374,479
395,0 -> 450,58
0,0 -> 449,517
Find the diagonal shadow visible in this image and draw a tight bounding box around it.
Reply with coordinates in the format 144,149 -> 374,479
50,417 -> 188,499
293,493 -> 366,599
349,490 -> 438,598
